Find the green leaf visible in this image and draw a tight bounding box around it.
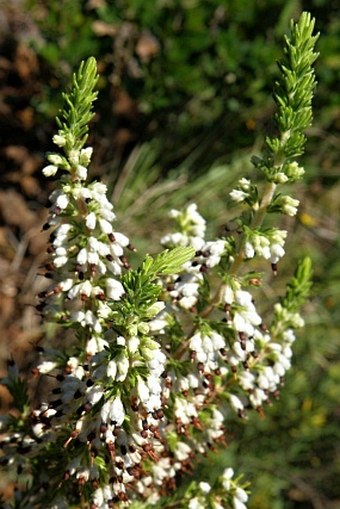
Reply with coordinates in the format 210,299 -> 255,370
56,57 -> 99,152
151,246 -> 195,275
282,256 -> 313,312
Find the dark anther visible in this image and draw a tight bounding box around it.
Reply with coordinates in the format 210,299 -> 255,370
49,399 -> 63,408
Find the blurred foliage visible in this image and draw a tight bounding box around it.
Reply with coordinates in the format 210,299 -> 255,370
3,0 -> 340,507
25,0 -> 339,171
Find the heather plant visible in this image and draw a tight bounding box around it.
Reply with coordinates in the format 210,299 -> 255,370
0,12 -> 318,509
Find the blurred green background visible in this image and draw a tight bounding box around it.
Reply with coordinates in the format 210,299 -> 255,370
0,0 -> 339,507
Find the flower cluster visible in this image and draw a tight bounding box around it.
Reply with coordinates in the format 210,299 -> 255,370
161,204 -> 228,309
0,13 -> 318,509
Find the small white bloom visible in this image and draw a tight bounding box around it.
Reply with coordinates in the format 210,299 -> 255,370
80,146 -> 93,165
37,361 -> 58,374
42,164 -> 58,177
137,378 -> 150,402
127,336 -> 140,353
274,172 -> 289,183
59,278 -> 74,292
189,498 -> 204,509
52,134 -> 66,147
47,154 -> 64,165
109,397 -> 125,425
239,178 -> 251,190
112,232 -> 130,246
223,286 -> 235,304
229,394 -> 244,412
86,212 -> 97,230
117,336 -> 126,346
75,164 -> 88,180
87,386 -> 104,405
233,498 -> 248,509
244,241 -> 255,259
105,357 -> 117,376
106,278 -> 125,300
76,247 -> 88,265
270,243 -> 285,263
116,355 -> 129,382
222,467 -> 234,490
282,196 -> 300,216
99,218 -> 113,234
179,295 -> 197,309
230,189 -> 247,202
87,250 -> 99,265
145,301 -> 166,318
199,481 -> 211,494
55,193 -> 69,210
175,441 -> 192,461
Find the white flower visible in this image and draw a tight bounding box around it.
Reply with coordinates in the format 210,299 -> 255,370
270,243 -> 285,263
53,247 -> 68,267
106,278 -> 125,300
87,386 -> 104,405
42,164 -> 59,177
189,498 -> 205,509
174,441 -> 192,461
244,241 -> 255,259
99,218 -> 113,234
106,360 -> 117,379
37,361 -> 58,374
223,285 -> 235,304
249,388 -> 267,408
161,232 -> 188,247
80,146 -> 93,165
77,247 -> 88,265
282,196 -> 300,216
229,394 -> 244,412
86,212 -> 96,229
109,397 -> 125,425
222,467 -> 234,490
238,371 -> 256,390
286,161 -> 305,180
199,481 -> 211,494
112,232 -> 130,246
68,280 -> 93,300
230,189 -> 247,202
48,154 -> 64,165
88,250 -> 99,265
52,134 -> 66,147
86,336 -> 108,356
233,498 -> 248,509
75,164 -> 88,180
239,178 -> 251,190
179,295 -> 197,309
145,301 -> 166,318
116,355 -> 129,382
137,378 -> 150,402
274,172 -> 289,183
127,336 -> 140,353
